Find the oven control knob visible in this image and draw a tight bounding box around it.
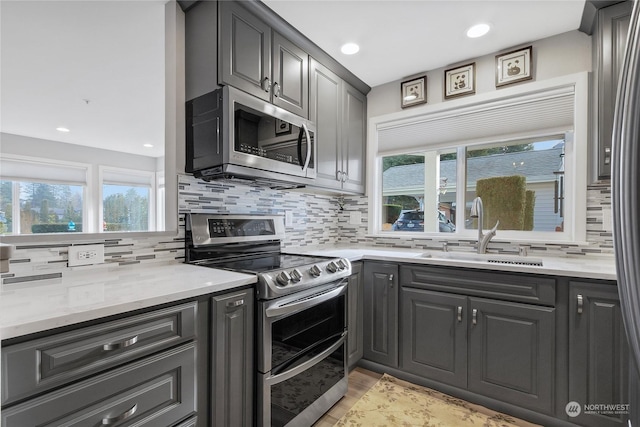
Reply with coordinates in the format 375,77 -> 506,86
290,269 -> 302,282
336,259 -> 347,270
276,271 -> 291,286
326,261 -> 339,273
309,265 -> 322,277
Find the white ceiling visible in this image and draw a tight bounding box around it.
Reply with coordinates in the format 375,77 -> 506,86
262,0 -> 587,88
0,0 -> 586,158
0,1 -> 166,158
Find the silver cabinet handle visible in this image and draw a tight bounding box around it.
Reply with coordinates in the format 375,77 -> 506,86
604,146 -> 611,165
273,82 -> 280,97
342,172 -> 348,182
262,77 -> 271,93
577,294 -> 583,314
472,308 -> 478,325
227,299 -> 244,308
388,274 -> 394,287
103,335 -> 139,351
457,306 -> 463,322
336,170 -> 343,182
102,403 -> 138,425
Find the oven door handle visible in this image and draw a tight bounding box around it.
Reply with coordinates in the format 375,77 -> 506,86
264,283 -> 347,319
265,331 -> 347,386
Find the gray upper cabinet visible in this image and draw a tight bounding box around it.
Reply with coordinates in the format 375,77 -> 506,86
310,59 -> 366,194
592,1 -> 632,180
210,289 -> 254,427
218,1 -> 308,118
347,262 -> 364,369
568,281 -> 629,427
363,262 -> 399,367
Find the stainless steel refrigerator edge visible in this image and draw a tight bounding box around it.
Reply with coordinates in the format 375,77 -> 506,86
612,0 -> 640,425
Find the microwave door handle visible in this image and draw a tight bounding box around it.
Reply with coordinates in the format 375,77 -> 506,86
302,123 -> 312,172
297,125 -> 304,168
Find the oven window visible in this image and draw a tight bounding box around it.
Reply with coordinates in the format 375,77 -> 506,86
270,343 -> 345,427
271,294 -> 345,370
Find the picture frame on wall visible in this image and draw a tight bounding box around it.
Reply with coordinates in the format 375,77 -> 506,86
275,118 -> 292,135
444,62 -> 476,99
495,46 -> 533,87
400,75 -> 427,108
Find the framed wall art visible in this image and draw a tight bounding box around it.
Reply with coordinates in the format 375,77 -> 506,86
495,46 -> 533,87
400,75 -> 427,108
444,62 -> 476,99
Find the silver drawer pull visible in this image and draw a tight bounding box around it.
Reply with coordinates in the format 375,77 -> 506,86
457,306 -> 463,322
103,335 -> 139,351
388,274 -> 394,287
577,294 -> 583,314
227,299 -> 244,308
472,308 -> 478,325
102,403 -> 138,425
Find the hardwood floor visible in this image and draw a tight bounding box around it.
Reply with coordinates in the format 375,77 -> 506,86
312,367 -> 382,426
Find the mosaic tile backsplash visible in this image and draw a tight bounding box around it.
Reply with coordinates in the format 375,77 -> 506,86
1,174 -> 614,285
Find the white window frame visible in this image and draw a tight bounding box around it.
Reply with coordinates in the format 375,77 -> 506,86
367,72 -> 589,244
0,154 -> 92,235
98,166 -> 157,232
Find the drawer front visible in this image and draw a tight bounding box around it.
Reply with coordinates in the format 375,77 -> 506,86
401,265 -> 556,306
2,343 -> 196,427
2,301 -> 197,405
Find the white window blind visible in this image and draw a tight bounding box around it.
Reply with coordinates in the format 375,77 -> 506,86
101,167 -> 154,186
377,86 -> 575,153
0,157 -> 88,184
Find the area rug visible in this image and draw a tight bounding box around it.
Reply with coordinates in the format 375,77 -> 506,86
335,374 -> 541,427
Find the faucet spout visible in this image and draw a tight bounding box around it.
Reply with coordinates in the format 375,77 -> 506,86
470,197 -> 498,254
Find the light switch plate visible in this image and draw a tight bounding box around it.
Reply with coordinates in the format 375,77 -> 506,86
285,211 -> 293,227
68,244 -> 105,267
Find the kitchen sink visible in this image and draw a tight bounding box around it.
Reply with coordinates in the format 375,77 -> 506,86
421,251 -> 543,267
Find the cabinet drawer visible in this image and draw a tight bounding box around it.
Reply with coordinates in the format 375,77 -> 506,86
401,265 -> 555,306
2,343 -> 196,427
2,301 -> 197,405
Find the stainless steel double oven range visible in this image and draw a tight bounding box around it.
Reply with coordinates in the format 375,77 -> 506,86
185,213 -> 351,427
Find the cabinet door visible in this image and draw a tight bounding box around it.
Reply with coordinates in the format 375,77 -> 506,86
468,297 -> 555,414
272,32 -> 308,118
401,288 -> 468,388
341,82 -> 366,194
595,1 -> 632,179
211,289 -> 254,427
219,1 -> 271,101
310,58 -> 343,190
347,262 -> 364,369
569,282 -> 629,427
363,263 -> 399,367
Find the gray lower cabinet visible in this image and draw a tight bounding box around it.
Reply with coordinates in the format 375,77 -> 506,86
347,262 -> 364,369
310,58 -> 366,194
363,262 -> 399,367
1,343 -> 197,426
568,281 -> 629,427
401,287 -> 468,388
401,286 -> 555,413
467,297 -> 555,414
210,288 -> 254,427
218,1 -> 308,117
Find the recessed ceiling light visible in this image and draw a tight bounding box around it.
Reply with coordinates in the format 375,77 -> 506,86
56,127 -> 70,133
143,143 -> 154,148
341,43 -> 360,55
466,23 -> 491,38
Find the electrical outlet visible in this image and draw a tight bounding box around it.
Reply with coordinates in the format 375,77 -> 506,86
68,244 -> 105,267
285,211 -> 293,227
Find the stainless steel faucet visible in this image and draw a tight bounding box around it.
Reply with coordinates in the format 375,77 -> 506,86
470,197 -> 499,254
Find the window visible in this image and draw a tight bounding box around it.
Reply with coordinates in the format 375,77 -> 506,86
377,134 -> 570,239
100,166 -> 156,232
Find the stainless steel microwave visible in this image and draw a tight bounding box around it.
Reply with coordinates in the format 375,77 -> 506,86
186,85 -> 316,187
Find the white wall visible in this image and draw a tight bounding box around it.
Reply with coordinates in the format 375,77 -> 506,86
368,30 -> 592,118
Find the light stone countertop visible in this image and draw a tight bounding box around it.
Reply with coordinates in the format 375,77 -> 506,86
284,245 -> 618,281
0,262 -> 256,340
